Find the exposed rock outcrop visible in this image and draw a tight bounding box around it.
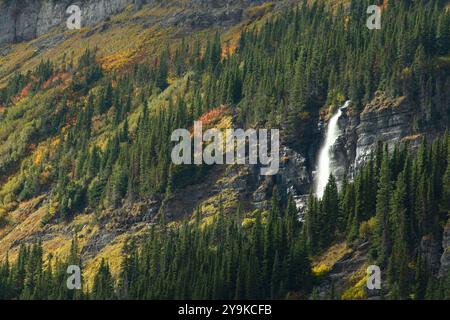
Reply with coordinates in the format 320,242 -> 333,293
0,0 -> 135,45
311,241 -> 379,300
421,235 -> 443,274
0,0 -> 273,46
439,219 -> 450,278
329,92 -> 423,185
276,146 -> 311,216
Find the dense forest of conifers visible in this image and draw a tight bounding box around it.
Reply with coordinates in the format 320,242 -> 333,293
0,0 -> 449,299
0,135 -> 449,299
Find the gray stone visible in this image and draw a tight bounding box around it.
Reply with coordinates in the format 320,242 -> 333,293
0,0 -> 275,46
439,219 -> 450,278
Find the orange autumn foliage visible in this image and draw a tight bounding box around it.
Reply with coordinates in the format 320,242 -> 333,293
42,72 -> 71,90
197,105 -> 230,127
101,49 -> 136,72
11,83 -> 32,104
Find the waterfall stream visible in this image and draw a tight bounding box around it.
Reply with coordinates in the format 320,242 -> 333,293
315,101 -> 350,198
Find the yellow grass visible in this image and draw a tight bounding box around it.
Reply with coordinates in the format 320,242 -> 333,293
341,267 -> 369,300
312,242 -> 352,269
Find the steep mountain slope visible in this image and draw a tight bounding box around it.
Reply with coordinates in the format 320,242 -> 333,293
0,0 -> 449,300
0,0 -> 291,288
0,0 -> 277,45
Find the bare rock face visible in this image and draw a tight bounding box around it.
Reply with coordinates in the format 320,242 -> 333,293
0,0 -> 272,46
439,219 -> 450,278
0,0 -> 135,45
330,92 -> 422,185
277,146 -> 311,216
354,93 -> 419,169
276,146 -> 310,195
421,235 -> 443,274
250,145 -> 311,217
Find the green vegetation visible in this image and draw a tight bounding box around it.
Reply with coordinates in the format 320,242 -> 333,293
0,192 -> 313,300
306,135 -> 450,299
0,0 -> 449,299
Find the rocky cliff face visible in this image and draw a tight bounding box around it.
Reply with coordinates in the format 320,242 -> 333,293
0,0 -> 270,46
439,220 -> 450,278
249,145 -> 311,217
328,92 -> 423,184
0,0 -> 137,45
327,88 -> 448,188
320,91 -> 448,278
259,91 -> 431,220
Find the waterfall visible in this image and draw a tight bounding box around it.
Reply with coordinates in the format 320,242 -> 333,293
315,101 -> 350,198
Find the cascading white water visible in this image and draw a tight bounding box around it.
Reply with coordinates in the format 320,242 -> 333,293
315,101 -> 350,198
